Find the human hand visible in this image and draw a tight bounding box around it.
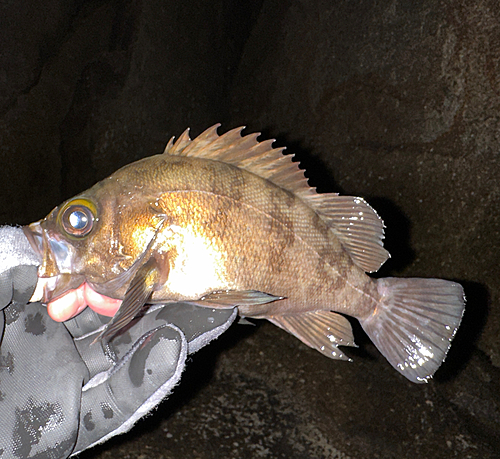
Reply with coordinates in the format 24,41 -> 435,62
0,226 -> 237,457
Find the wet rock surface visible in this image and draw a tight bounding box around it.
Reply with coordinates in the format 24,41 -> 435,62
1,0 -> 499,457
77,322 -> 500,459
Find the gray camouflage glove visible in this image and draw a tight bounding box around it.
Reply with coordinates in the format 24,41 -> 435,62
0,226 -> 40,311
0,226 -> 237,458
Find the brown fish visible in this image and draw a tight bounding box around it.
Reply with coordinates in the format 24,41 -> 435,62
24,124 -> 465,383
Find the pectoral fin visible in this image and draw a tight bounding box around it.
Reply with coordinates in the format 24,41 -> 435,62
95,257 -> 164,343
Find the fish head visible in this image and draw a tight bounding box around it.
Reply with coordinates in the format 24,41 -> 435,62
24,194 -> 103,301
23,175 -> 164,303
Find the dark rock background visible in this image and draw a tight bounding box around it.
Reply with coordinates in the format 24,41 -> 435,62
1,0 -> 499,457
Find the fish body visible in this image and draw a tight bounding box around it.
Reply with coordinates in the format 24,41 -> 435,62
24,125 -> 465,383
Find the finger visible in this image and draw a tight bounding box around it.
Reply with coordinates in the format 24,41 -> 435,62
47,287 -> 85,322
83,283 -> 121,317
73,324 -> 186,455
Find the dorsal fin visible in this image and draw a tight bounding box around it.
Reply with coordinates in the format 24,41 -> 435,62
163,124 -> 390,272
308,195 -> 390,272
164,124 -> 315,198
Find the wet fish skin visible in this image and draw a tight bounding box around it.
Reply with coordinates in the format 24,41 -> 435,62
24,124 -> 465,383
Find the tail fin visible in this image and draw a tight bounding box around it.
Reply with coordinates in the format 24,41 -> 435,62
359,277 -> 465,383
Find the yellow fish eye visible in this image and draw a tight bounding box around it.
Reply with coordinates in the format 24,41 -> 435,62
59,199 -> 97,237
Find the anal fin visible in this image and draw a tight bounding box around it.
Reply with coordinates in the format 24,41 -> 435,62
268,310 -> 356,361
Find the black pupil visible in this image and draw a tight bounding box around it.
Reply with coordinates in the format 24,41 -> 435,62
69,209 -> 89,230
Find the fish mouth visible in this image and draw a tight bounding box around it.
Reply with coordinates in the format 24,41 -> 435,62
23,221 -> 84,303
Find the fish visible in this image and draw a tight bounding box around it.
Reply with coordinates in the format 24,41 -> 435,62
23,124 -> 465,383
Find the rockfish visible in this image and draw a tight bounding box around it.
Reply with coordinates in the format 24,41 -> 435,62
24,124 -> 465,383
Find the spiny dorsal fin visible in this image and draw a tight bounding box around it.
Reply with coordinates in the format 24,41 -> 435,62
164,124 -> 315,198
164,124 -> 389,272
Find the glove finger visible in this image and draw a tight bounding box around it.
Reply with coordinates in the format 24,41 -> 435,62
73,323 -> 187,454
59,308 -> 114,378
68,304 -> 236,455
147,302 -> 237,353
11,265 -> 38,304
64,306 -> 111,339
0,265 -> 38,310
100,302 -> 237,359
0,302 -> 88,458
65,303 -> 236,383
0,274 -> 13,309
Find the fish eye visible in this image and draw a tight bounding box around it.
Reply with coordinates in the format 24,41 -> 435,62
60,200 -> 96,237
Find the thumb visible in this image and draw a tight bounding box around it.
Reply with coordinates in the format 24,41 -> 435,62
73,324 -> 187,454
